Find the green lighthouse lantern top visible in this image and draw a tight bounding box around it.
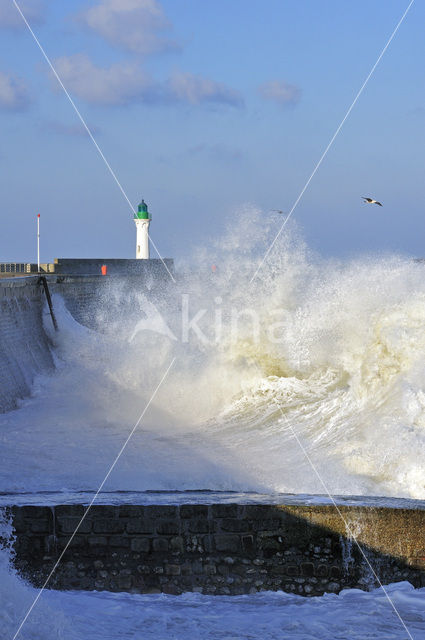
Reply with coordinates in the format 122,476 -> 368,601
134,199 -> 151,220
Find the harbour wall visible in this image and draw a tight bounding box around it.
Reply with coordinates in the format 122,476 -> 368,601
9,503 -> 425,596
0,277 -> 54,413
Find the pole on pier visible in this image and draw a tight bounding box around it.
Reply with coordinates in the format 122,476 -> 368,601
37,214 -> 40,273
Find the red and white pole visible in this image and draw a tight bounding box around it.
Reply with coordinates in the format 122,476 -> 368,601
37,214 -> 40,272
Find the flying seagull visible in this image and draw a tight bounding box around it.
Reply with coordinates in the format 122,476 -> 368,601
362,197 -> 383,206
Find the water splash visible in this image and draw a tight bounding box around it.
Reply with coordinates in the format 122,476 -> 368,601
0,208 -> 424,498
0,508 -> 67,639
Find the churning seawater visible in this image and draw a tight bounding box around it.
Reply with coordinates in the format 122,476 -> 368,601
1,209 -> 424,638
0,210 -> 424,499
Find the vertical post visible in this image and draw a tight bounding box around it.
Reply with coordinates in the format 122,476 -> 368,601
37,214 -> 40,273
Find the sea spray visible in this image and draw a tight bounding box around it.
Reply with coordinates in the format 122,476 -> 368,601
0,508 -> 67,639
0,208 -> 424,498
15,582 -> 425,640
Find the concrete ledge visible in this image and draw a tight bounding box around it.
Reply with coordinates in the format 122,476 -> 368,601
0,259 -> 174,277
52,258 -> 174,277
9,503 -> 425,596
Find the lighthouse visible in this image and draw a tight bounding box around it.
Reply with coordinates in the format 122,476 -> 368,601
134,199 -> 151,259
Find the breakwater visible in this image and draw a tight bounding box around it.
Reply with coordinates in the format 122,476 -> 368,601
9,503 -> 425,596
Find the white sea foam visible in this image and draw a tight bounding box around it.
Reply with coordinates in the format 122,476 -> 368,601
0,511 -> 67,639
45,584 -> 425,640
2,567 -> 424,640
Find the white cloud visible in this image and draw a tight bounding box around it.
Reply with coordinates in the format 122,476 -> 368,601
259,80 -> 301,106
0,71 -> 30,110
169,71 -> 243,108
51,55 -> 243,109
79,0 -> 179,55
0,0 -> 45,29
52,54 -> 158,106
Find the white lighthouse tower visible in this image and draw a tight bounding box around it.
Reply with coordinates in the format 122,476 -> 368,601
134,199 -> 151,259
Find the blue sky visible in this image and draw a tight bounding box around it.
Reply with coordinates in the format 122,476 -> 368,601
0,0 -> 423,263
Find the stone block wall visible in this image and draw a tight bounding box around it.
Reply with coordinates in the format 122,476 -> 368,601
53,258 -> 174,277
50,276 -> 111,329
0,278 -> 54,412
9,504 -> 425,596
51,273 -> 174,332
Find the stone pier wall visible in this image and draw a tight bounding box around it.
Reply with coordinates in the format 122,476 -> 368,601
50,274 -> 173,331
0,277 -> 54,413
9,504 -> 425,596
